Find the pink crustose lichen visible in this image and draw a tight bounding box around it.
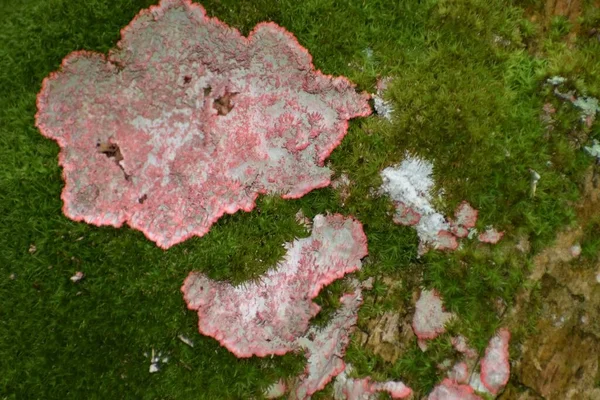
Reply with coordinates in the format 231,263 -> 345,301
428,379 -> 482,400
181,214 -> 367,358
478,227 -> 504,244
480,328 -> 511,395
333,365 -> 412,400
380,157 -> 483,252
293,287 -> 364,399
450,201 -> 478,238
35,0 -> 371,249
267,280 -> 372,399
412,289 -> 455,342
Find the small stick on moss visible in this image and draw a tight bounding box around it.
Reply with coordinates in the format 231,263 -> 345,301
529,169 -> 540,198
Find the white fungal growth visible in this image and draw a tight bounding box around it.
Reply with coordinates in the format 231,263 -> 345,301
373,77 -> 394,121
380,156 -> 450,247
572,96 -> 600,122
333,364 -> 412,399
373,96 -> 394,121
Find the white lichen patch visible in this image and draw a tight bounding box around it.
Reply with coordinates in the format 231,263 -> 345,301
373,77 -> 394,121
412,289 -> 455,342
573,96 -> 600,124
293,287 -> 364,399
480,328 -> 510,395
448,362 -> 469,384
468,373 -> 490,395
478,227 -> 504,244
333,364 -> 412,400
380,155 -> 452,249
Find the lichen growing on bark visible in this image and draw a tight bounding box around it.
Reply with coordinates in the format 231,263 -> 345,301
428,379 -> 482,400
35,0 -> 371,248
480,328 -> 511,395
380,155 -> 503,251
412,289 -> 455,342
333,365 -> 412,400
181,214 -> 367,358
380,156 -> 456,250
293,287 -> 364,399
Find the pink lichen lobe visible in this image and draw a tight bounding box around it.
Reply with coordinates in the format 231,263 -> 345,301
333,366 -> 412,400
450,201 -> 478,238
428,379 -> 482,400
412,289 -> 455,341
480,328 -> 511,395
478,228 -> 504,244
35,0 -> 371,248
293,287 -> 364,399
380,156 -> 485,252
181,214 -> 367,358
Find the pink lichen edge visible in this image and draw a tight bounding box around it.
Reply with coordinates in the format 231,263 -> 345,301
35,0 -> 371,249
334,373 -> 373,400
380,158 -> 479,252
392,201 -> 421,226
373,381 -> 413,399
450,201 -> 478,238
428,379 -> 483,400
333,365 -> 412,400
480,328 -> 511,395
468,373 -> 490,395
453,201 -> 478,229
181,214 -> 367,358
293,288 -> 363,399
478,228 -> 504,244
432,230 -> 459,251
412,289 -> 455,341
